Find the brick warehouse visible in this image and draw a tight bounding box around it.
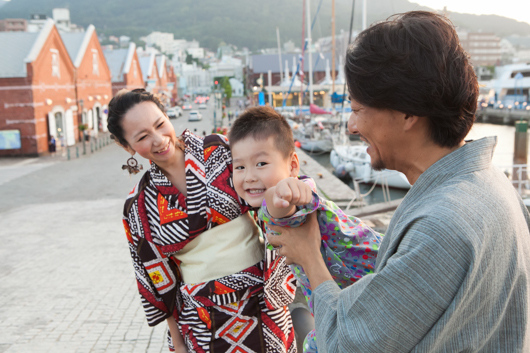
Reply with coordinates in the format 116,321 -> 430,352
61,25 -> 112,139
0,19 -> 77,156
139,52 -> 164,95
103,42 -> 145,97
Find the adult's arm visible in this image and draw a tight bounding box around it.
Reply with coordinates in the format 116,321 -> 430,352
312,224 -> 471,353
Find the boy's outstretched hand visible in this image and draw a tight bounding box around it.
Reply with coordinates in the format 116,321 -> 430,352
265,177 -> 313,218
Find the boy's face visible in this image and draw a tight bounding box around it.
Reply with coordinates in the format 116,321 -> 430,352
232,136 -> 299,207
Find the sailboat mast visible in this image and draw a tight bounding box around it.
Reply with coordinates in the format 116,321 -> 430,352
277,27 -> 283,83
307,0 -> 314,104
300,0 -> 306,109
362,0 -> 367,30
331,0 -> 336,111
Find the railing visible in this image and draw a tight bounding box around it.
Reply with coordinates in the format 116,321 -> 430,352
505,164 -> 530,196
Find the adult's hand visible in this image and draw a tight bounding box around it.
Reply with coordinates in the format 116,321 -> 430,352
268,212 -> 333,290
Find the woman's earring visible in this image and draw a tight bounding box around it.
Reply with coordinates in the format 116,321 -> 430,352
122,155 -> 143,175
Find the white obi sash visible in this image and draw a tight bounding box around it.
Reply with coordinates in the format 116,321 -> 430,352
173,212 -> 264,284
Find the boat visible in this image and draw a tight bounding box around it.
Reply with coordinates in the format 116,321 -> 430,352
330,144 -> 411,189
292,114 -> 339,153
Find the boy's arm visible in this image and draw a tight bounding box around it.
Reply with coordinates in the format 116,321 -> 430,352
264,186 -> 297,219
264,177 -> 315,219
260,177 -> 320,227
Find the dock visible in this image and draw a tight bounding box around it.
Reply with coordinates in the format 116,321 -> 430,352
296,147 -> 404,223
342,197 -> 404,217
296,147 -> 356,202
476,108 -> 530,125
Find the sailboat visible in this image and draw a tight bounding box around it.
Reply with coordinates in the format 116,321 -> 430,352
330,145 -> 411,189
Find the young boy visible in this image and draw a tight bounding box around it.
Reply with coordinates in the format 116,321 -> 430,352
229,106 -> 382,353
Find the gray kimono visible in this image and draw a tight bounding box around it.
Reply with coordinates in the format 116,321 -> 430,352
313,137 -> 530,352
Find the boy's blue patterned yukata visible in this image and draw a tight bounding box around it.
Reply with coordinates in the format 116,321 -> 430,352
259,176 -> 383,353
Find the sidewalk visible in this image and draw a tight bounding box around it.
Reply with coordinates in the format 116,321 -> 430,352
0,137 -> 166,353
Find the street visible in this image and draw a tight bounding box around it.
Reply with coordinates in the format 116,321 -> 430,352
0,100 -> 221,353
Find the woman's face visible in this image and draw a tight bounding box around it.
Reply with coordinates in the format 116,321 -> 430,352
121,101 -> 178,165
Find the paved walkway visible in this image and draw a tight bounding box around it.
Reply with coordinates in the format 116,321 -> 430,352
0,114 -> 213,353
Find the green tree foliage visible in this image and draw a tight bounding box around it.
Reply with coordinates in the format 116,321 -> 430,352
221,76 -> 232,100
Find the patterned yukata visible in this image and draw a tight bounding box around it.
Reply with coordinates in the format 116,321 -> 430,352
259,176 -> 383,353
122,130 -> 297,353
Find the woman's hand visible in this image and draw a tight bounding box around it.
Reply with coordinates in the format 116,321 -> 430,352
268,212 -> 333,289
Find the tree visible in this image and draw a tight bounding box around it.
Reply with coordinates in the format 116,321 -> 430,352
221,76 -> 232,101
185,51 -> 193,65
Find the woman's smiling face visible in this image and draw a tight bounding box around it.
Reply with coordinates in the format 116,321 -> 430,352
121,101 -> 178,165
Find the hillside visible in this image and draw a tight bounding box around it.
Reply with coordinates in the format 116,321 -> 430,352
1,0 -> 529,51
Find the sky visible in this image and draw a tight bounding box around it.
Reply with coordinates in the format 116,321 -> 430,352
411,1 -> 530,25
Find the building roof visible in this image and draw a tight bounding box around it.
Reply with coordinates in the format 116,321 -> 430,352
60,24 -> 95,68
156,55 -> 165,78
103,47 -> 128,82
251,52 -> 335,74
0,18 -> 55,78
139,53 -> 155,81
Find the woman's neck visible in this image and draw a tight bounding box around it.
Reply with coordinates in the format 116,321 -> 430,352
157,149 -> 188,196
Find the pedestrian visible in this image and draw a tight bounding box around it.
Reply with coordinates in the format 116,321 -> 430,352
48,135 -> 56,157
107,89 -> 297,353
267,11 -> 530,352
202,130 -> 206,137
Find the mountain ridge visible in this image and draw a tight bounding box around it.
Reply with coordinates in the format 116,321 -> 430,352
0,0 -> 529,51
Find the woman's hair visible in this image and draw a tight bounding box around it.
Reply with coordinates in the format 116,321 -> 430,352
107,89 -> 166,147
345,11 -> 478,148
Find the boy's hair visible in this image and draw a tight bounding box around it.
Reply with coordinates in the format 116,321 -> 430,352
229,106 -> 294,158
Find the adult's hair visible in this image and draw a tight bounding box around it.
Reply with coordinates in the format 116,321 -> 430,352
107,88 -> 166,147
228,106 -> 294,158
345,11 -> 478,148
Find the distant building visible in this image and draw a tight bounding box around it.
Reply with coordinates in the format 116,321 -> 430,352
458,31 -> 501,66
27,14 -> 48,33
0,19 -> 77,156
61,25 -> 113,137
27,9 -> 83,33
209,56 -> 243,81
229,78 -> 244,97
140,32 -> 205,63
249,52 -> 338,87
179,62 -> 211,96
103,43 -> 145,96
0,18 -> 27,32
139,52 -> 168,95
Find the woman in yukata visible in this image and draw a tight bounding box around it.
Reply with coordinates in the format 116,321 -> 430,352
107,89 -> 297,353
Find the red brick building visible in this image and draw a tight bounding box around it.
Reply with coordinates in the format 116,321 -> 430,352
0,19 -> 77,156
61,25 -> 112,138
103,42 -> 145,97
155,55 -> 171,107
167,62 -> 178,105
139,53 -> 162,94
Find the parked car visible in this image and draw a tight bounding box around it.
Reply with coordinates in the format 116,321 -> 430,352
198,103 -> 207,109
166,106 -> 183,119
188,111 -> 202,122
182,104 -> 193,111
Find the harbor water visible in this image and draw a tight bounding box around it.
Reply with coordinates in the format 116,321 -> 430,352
309,122 -> 524,205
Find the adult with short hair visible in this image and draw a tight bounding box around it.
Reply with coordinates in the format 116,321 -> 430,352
267,11 -> 530,352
